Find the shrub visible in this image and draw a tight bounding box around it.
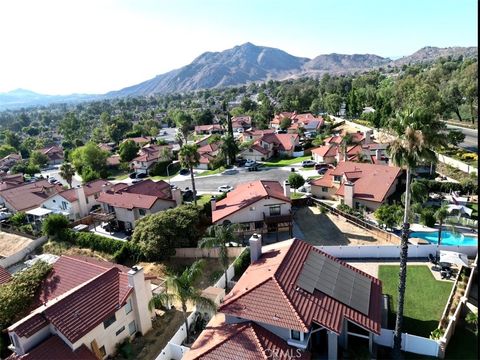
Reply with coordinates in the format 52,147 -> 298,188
420,208 -> 436,227
233,249 -> 250,278
149,160 -> 180,177
42,214 -> 70,238
9,212 -> 27,227
430,328 -> 445,340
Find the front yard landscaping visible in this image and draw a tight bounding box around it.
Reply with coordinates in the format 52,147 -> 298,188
379,265 -> 453,337
262,155 -> 311,167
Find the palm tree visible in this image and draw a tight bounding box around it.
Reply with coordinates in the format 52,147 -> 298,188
59,162 -> 75,188
148,259 -> 216,343
387,109 -> 444,357
199,224 -> 237,291
340,133 -> 354,161
179,144 -> 200,206
435,205 -> 449,246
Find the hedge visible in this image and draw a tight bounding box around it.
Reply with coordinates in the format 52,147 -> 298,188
416,179 -> 477,195
233,248 -> 250,278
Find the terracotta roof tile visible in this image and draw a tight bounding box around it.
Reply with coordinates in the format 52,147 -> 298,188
185,314 -> 310,360
0,266 -> 12,285
261,134 -> 299,152
311,145 -> 338,158
97,191 -> 158,209
6,335 -> 96,360
220,239 -> 382,335
0,180 -> 63,211
212,180 -> 290,223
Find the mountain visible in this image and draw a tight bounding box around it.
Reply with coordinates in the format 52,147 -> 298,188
107,42 -> 310,97
392,46 -> 478,66
0,88 -> 97,110
304,53 -> 391,72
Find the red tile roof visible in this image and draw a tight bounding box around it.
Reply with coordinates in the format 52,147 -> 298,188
195,124 -> 224,132
324,136 -> 343,145
40,146 -> 64,161
123,136 -> 152,145
331,162 -> 402,202
0,266 -> 12,285
212,180 -> 290,223
97,191 -> 159,209
107,154 -> 121,166
123,179 -> 173,201
0,180 -> 63,211
133,144 -> 171,162
219,239 -> 382,335
6,335 -> 96,360
185,314 -> 311,360
311,145 -> 338,158
261,133 -> 299,152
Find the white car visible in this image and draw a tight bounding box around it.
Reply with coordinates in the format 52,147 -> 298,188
301,160 -> 316,167
218,185 -> 234,193
245,160 -> 256,167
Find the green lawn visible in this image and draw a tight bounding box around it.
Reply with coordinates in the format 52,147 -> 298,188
196,194 -> 214,207
263,155 -> 311,167
196,167 -> 225,177
378,265 -> 453,337
290,192 -> 304,199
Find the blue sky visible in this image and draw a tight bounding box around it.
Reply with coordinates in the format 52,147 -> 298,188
0,0 -> 476,94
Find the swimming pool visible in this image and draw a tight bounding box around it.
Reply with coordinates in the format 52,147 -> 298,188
410,231 -> 478,246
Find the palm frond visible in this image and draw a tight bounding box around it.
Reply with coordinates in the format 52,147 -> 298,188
148,292 -> 176,311
192,294 -> 217,314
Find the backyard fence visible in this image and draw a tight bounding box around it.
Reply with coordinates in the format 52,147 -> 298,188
0,235 -> 48,268
310,198 -> 400,244
0,224 -> 36,239
173,247 -> 245,258
374,329 -> 441,357
436,152 -> 478,175
315,244 -> 478,259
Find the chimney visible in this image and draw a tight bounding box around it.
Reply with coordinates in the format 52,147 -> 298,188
363,130 -> 372,144
75,186 -> 88,217
249,233 -> 262,263
283,180 -> 290,198
375,149 -> 381,162
210,195 -> 216,211
343,181 -> 355,208
172,187 -> 182,207
127,266 -> 153,334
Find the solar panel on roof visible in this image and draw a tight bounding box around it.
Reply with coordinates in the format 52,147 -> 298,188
296,250 -> 372,315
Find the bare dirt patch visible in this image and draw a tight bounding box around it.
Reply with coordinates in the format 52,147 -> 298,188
294,206 -> 383,245
0,231 -> 33,257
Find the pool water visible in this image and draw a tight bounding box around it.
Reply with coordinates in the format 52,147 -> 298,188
410,231 -> 478,246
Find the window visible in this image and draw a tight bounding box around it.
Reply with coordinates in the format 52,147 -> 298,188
128,321 -> 137,336
249,206 -> 255,211
139,209 -> 146,216
125,298 -> 133,315
291,330 -> 301,341
269,205 -> 281,216
103,314 -> 116,329
61,201 -> 68,210
86,197 -> 89,204
99,346 -> 106,357
322,187 -> 328,192
333,175 -> 342,182
116,326 -> 125,336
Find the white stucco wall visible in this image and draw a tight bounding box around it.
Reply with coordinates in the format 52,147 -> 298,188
311,185 -> 337,200
214,198 -> 291,225
41,195 -> 79,219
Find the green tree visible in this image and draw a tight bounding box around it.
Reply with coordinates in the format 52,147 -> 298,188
280,117 -> 292,130
221,134 -> 238,166
288,173 -> 305,194
446,130 -> 466,147
131,205 -> 201,260
0,261 -> 52,330
148,260 -> 216,343
70,142 -> 109,182
118,140 -> 140,163
179,144 -> 200,206
59,162 -> 75,189
387,109 -> 445,356
199,225 -> 237,291
172,110 -> 193,144
10,212 -> 27,227
0,144 -> 17,158
59,112 -> 84,144
42,214 -> 70,240
3,130 -> 21,149
374,204 -> 403,230
29,151 -> 49,169
323,93 -> 343,116
434,205 -> 449,246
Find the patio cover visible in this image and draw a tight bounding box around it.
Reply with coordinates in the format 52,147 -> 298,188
447,205 -> 473,217
439,250 -> 469,267
26,207 -> 52,217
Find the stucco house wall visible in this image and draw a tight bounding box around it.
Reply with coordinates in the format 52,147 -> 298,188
214,198 -> 291,225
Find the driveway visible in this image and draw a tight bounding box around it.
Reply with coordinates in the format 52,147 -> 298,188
39,165 -> 82,188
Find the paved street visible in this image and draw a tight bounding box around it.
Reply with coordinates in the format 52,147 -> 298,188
445,124 -> 478,152
39,165 -> 82,188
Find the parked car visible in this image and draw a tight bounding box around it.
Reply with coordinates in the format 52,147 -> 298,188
0,211 -> 12,221
317,168 -> 329,175
235,158 -> 247,167
129,172 -> 137,179
136,172 -> 147,179
179,168 -> 190,176
236,128 -> 244,133
222,169 -> 238,175
247,163 -> 261,172
314,163 -> 334,170
218,185 -> 233,193
245,159 -> 256,168
301,160 -> 316,167
48,177 -> 57,184
131,179 -> 142,184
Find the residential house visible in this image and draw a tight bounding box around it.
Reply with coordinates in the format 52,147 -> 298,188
97,179 -> 182,230
98,143 -> 114,153
0,174 -> 24,191
42,180 -> 113,220
186,236 -> 382,359
231,115 -> 252,131
194,124 -> 225,136
0,153 -> 22,172
106,154 -> 121,168
7,255 -> 154,359
240,128 -> 275,143
130,144 -> 172,175
197,141 -> 222,170
310,161 -> 402,211
240,133 -> 300,161
122,136 -> 152,147
0,180 -> 63,213
270,112 -> 324,134
0,266 -> 11,285
211,180 -> 292,236
40,146 -> 64,165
